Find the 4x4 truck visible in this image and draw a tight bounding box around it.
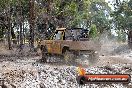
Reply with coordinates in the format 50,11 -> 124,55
40,28 -> 100,63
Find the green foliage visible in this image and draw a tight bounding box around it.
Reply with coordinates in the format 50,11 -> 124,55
89,24 -> 98,39
110,0 -> 132,42
90,0 -> 111,33
111,0 -> 132,31
0,0 -> 113,42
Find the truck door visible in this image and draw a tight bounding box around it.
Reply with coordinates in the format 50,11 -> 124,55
51,30 -> 64,54
52,41 -> 61,54
46,41 -> 61,54
46,42 -> 53,53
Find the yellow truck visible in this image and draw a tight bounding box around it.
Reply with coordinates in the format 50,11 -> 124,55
40,28 -> 100,63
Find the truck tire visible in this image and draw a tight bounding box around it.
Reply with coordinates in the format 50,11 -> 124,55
89,51 -> 98,64
63,50 -> 75,64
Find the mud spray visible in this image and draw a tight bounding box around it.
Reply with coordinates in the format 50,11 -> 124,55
99,32 -> 130,56
76,32 -> 132,67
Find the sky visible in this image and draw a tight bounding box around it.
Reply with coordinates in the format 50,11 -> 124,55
105,0 -> 130,10
105,0 -> 115,10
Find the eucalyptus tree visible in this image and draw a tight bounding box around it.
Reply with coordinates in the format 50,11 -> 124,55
111,0 -> 132,42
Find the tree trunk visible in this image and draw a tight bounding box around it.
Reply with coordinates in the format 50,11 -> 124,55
19,1 -> 23,49
29,0 -> 35,49
23,18 -> 25,44
128,30 -> 132,49
7,7 -> 11,50
11,24 -> 16,44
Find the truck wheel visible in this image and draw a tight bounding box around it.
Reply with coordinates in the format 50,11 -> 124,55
41,46 -> 47,63
89,51 -> 98,64
63,50 -> 74,64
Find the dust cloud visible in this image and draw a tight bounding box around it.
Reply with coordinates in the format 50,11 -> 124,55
99,32 -> 131,56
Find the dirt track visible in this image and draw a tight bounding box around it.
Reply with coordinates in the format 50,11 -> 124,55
96,55 -> 132,66
0,42 -> 132,88
0,55 -> 132,88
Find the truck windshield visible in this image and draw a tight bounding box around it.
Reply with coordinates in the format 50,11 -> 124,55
54,31 -> 63,40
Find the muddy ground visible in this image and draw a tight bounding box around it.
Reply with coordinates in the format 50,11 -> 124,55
0,42 -> 132,88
